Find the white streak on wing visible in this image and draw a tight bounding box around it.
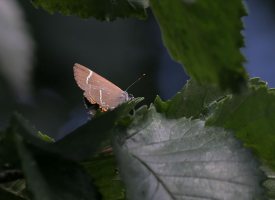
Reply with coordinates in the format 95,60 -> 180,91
86,70 -> 93,84
99,89 -> 103,104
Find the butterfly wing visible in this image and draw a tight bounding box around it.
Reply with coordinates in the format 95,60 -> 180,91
73,63 -> 128,111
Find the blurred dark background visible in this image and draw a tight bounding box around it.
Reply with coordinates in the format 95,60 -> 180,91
0,0 -> 274,139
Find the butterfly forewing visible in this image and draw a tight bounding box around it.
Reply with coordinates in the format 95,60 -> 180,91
73,63 -> 129,111
73,64 -> 91,91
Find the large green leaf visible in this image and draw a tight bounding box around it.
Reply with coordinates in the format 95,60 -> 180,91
30,0 -> 149,20
150,0 -> 247,90
156,78 -> 275,171
113,106 -> 265,200
207,78 -> 275,170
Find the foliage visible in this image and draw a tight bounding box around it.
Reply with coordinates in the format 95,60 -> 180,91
154,79 -> 227,119
113,106 -> 265,199
207,78 -> 275,169
156,78 -> 275,171
0,0 -> 275,199
30,0 -> 149,20
150,0 -> 247,91
0,187 -> 25,200
0,99 -> 140,200
83,155 -> 125,200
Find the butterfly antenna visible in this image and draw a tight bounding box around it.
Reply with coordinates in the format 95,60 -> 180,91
125,74 -> 146,92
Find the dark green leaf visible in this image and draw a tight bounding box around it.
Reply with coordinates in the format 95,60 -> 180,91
9,113 -> 59,159
262,165 -> 275,199
0,180 -> 27,200
15,134 -> 99,200
154,79 -> 227,119
83,155 -> 125,200
113,106 -> 265,200
30,0 -> 149,20
10,112 -> 53,149
9,98 -> 142,161
0,129 -> 20,168
37,131 -> 55,143
207,78 -> 275,170
150,0 -> 247,90
155,78 -> 275,171
8,109 -> 105,199
55,98 -> 143,161
0,187 -> 25,200
0,129 -> 26,199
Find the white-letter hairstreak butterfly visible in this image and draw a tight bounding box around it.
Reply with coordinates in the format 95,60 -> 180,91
73,63 -> 133,113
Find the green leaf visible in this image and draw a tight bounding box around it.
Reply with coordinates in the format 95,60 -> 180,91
154,79 -> 227,119
207,78 -> 275,170
0,129 -> 26,199
0,180 -> 27,200
37,131 -> 55,143
0,129 -> 20,168
14,134 -> 99,200
113,106 -> 265,200
0,187 -> 25,200
3,99 -> 144,199
55,98 -> 143,161
83,155 -> 125,200
30,0 -> 149,20
10,112 -> 52,148
150,0 -> 247,91
9,98 -> 142,161
261,165 -> 275,199
8,113 -> 101,199
156,78 -> 275,171
9,113 -> 58,159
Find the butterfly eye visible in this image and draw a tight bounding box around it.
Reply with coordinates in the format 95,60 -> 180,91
128,93 -> 134,100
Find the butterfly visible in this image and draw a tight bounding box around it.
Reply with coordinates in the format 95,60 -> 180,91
73,63 -> 132,113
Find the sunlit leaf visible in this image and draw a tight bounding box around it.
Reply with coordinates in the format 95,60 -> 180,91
113,106 -> 265,200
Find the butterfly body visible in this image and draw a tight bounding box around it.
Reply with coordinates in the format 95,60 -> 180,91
73,63 -> 132,112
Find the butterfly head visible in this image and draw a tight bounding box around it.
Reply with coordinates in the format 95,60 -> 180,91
126,92 -> 134,100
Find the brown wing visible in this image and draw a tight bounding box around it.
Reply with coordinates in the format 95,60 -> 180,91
73,63 -> 128,111
73,63 -> 96,104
